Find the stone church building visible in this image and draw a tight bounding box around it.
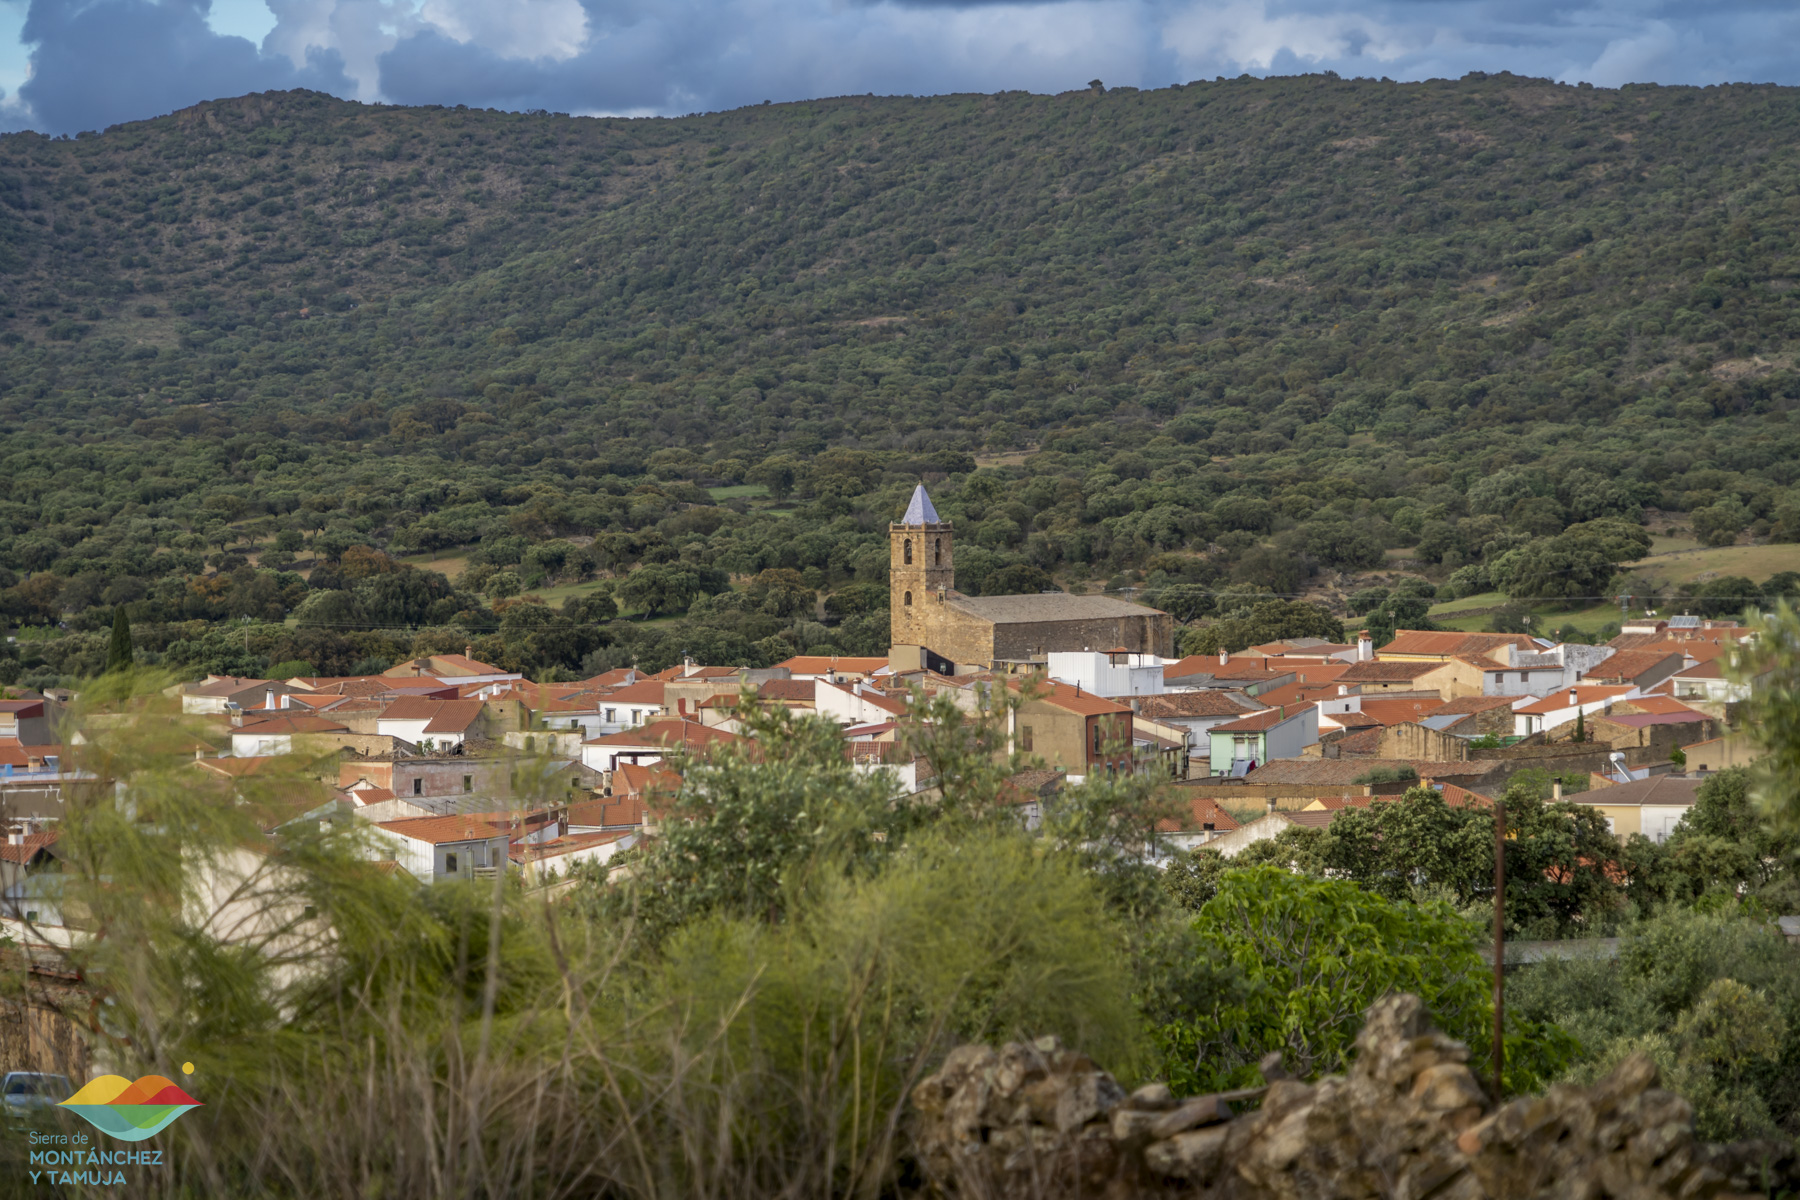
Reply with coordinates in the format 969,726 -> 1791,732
889,484 -> 1173,670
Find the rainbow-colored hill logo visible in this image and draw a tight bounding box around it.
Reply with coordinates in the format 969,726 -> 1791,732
58,1075 -> 202,1141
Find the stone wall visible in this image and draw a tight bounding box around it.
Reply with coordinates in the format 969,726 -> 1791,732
909,993 -> 1796,1199
0,962 -> 91,1083
990,613 -> 1175,663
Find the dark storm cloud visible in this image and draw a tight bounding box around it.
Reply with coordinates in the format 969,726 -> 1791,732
10,0 -> 350,133
7,0 -> 1800,135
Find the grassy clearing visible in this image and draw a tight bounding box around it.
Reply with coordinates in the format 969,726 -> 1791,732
1621,541 -> 1800,588
533,580 -> 611,609
1427,590 -> 1508,616
398,550 -> 472,580
708,483 -> 769,500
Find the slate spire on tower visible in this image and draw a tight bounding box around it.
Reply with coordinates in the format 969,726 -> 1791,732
900,483 -> 941,526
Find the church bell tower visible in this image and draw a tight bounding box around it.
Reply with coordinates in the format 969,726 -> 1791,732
891,483 -> 953,648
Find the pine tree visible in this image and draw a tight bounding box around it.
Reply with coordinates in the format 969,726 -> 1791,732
106,607 -> 134,674
1573,707 -> 1586,744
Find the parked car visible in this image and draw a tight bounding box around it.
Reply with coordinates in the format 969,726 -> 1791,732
2,1072 -> 72,1124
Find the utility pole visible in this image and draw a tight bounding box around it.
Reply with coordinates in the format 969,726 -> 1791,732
1492,796 -> 1506,1103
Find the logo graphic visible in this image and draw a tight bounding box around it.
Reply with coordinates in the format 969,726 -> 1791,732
57,1075 -> 202,1142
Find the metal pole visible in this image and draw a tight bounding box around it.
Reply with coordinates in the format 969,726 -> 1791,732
1492,796 -> 1505,1103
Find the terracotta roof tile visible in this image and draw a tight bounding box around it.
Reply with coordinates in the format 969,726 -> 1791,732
1011,677 -> 1133,717
1136,692 -> 1266,719
1338,661 -> 1446,683
233,715 -> 351,735
376,815 -> 507,844
772,656 -> 889,675
1582,650 -> 1684,683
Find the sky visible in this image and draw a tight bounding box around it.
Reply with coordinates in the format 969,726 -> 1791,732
3,0 -> 1800,135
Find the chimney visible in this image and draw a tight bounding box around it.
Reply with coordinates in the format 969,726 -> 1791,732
265,687 -> 274,710
1553,780 -> 1563,801
1218,650 -> 1229,666
1337,684 -> 1348,697
1357,633 -> 1373,662
464,644 -> 473,659
6,831 -> 19,847
1568,688 -> 1578,707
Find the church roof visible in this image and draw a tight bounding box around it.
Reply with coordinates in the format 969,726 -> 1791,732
944,592 -> 1163,624
900,484 -> 941,525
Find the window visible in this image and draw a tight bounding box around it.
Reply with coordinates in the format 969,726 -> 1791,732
412,778 -> 423,796
903,538 -> 913,565
903,590 -> 912,607
1020,724 -> 1033,752
24,911 -> 37,923
445,852 -> 458,874
605,708 -> 616,722
462,775 -> 473,793
570,719 -> 581,730
1092,723 -> 1102,756
303,905 -> 317,920
933,537 -> 942,565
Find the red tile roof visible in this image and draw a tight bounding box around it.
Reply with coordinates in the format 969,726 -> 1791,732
1426,695 -> 1520,715
1338,661 -> 1446,683
376,816 -> 507,844
583,719 -> 740,751
1378,631 -> 1538,659
1514,686 -> 1635,715
1355,697 -> 1447,726
0,830 -> 59,865
377,697 -> 486,733
1582,650 -> 1684,684
1012,677 -> 1133,717
598,680 -> 667,706
1210,707 -> 1305,733
1158,793 -> 1242,835
1614,694 -> 1708,718
510,831 -> 632,864
233,715 -> 351,735
772,655 -> 889,675
1136,692 -> 1267,719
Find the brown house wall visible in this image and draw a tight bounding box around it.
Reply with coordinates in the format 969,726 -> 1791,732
1375,723 -> 1471,762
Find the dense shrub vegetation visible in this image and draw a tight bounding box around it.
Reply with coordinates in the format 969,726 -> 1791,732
5,75 -> 1800,679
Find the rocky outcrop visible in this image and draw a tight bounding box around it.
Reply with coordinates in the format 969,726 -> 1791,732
909,994 -> 1796,1199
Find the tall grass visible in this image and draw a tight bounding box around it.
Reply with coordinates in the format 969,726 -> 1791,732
0,676 -> 1143,1198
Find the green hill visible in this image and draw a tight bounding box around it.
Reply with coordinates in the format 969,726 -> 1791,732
3,75 -> 1800,679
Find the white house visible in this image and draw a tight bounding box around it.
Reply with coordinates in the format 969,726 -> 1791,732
1475,643 -> 1615,698
1667,661 -> 1753,705
1046,649 -> 1171,698
511,831 -> 637,883
845,740 -> 933,795
228,714 -> 350,757
372,816 -> 511,883
177,677 -> 298,716
579,719 -> 739,774
375,698 -> 485,751
585,680 -> 669,737
1512,685 -> 1639,737
814,679 -> 910,727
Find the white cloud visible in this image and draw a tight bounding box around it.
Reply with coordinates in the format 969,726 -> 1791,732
419,0 -> 588,61
1161,0 -> 1423,75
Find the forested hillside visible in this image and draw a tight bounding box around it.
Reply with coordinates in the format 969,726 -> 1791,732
4,74 -> 1800,680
